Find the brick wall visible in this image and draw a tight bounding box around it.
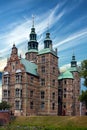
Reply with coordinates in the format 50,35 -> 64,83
0,110 -> 10,125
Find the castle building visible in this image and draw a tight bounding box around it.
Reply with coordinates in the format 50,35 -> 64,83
2,21 -> 80,116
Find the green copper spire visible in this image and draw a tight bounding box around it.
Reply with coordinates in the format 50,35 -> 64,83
44,30 -> 52,49
71,53 -> 77,67
28,16 -> 38,51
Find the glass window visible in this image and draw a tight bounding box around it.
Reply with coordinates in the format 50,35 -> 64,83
64,94 -> 66,98
41,91 -> 45,99
41,79 -> 45,86
53,67 -> 55,73
52,103 -> 55,110
41,66 -> 45,73
3,90 -> 7,97
31,76 -> 34,83
30,101 -> 33,109
15,101 -> 20,110
15,88 -> 20,98
41,102 -> 45,109
30,90 -> 33,97
16,74 -> 22,83
42,56 -> 45,63
64,88 -> 66,92
52,92 -> 55,99
52,79 -> 55,86
4,77 -> 9,84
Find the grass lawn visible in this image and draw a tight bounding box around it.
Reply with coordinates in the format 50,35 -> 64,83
0,116 -> 87,130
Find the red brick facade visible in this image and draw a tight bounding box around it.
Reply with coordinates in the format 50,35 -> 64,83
2,26 -> 80,116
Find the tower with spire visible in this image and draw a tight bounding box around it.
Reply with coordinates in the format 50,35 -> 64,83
71,53 -> 77,67
25,15 -> 38,64
37,29 -> 59,115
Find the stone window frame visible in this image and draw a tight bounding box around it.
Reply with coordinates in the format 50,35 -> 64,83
30,101 -> 33,109
52,79 -> 55,86
42,56 -> 45,63
41,66 -> 45,73
16,73 -> 22,84
15,88 -> 22,98
41,102 -> 45,109
41,91 -> 45,99
15,100 -> 20,110
30,90 -> 33,98
52,102 -> 55,110
3,76 -> 10,85
3,90 -> 8,97
53,67 -> 55,73
41,79 -> 45,86
52,92 -> 55,99
30,76 -> 34,83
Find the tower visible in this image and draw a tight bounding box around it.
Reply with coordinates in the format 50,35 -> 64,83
37,31 -> 59,115
70,54 -> 80,115
25,16 -> 38,64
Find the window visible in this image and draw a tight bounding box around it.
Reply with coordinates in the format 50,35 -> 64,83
64,80 -> 66,84
42,56 -> 45,63
15,88 -> 20,98
16,74 -> 22,83
64,94 -> 66,98
52,92 -> 55,99
15,100 -> 20,110
52,79 -> 55,86
53,67 -> 55,73
52,103 -> 55,110
64,104 -> 66,108
30,101 -> 33,109
30,90 -> 33,97
41,102 -> 45,109
41,66 -> 45,73
4,77 -> 9,84
64,88 -> 66,92
41,91 -> 45,99
31,76 -> 34,83
41,79 -> 45,86
3,90 -> 8,97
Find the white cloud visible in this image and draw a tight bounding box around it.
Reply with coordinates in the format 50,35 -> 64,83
54,28 -> 87,50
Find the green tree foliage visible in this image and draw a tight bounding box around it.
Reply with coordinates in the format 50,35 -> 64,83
0,101 -> 11,110
80,60 -> 87,108
79,90 -> 87,108
80,60 -> 87,87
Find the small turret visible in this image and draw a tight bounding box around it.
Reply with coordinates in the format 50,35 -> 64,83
71,53 -> 77,67
44,31 -> 52,49
28,16 -> 38,51
11,44 -> 18,56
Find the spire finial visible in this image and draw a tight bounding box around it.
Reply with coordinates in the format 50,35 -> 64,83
47,22 -> 49,33
73,48 -> 74,56
32,15 -> 34,28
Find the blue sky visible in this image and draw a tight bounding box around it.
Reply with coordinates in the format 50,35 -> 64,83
0,0 -> 87,101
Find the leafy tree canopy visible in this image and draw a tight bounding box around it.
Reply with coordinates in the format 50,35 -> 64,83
80,60 -> 87,87
80,60 -> 87,109
0,101 -> 11,110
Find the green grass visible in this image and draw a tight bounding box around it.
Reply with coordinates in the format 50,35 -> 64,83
0,116 -> 87,130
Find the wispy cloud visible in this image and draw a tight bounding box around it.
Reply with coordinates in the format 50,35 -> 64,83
54,28 -> 87,50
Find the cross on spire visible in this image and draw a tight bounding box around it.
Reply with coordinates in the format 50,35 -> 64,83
32,15 -> 34,28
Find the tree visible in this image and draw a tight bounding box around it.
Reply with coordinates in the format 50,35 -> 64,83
80,60 -> 87,109
0,101 -> 11,110
80,60 -> 87,87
